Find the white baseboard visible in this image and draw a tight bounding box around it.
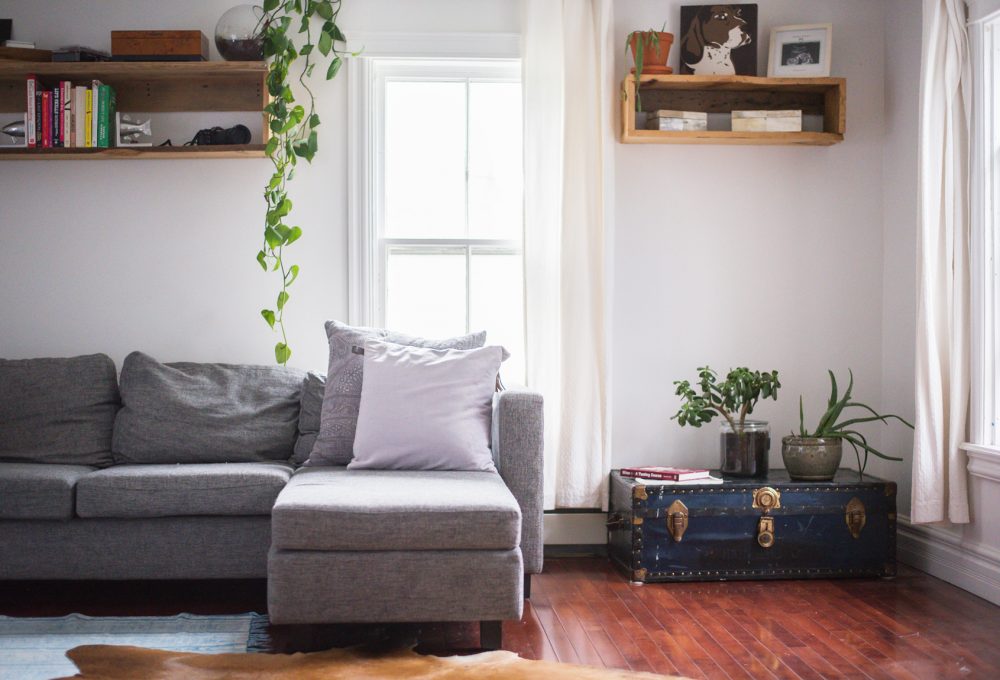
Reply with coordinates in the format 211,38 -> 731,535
897,514 -> 1000,606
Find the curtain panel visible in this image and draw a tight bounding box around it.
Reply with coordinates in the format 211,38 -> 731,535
522,0 -> 614,509
912,0 -> 972,524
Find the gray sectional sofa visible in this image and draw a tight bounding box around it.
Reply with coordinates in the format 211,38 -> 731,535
0,352 -> 543,648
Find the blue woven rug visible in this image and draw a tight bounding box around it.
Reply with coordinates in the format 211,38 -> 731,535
0,612 -> 267,680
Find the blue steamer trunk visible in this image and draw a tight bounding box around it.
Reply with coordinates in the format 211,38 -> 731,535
607,470 -> 896,582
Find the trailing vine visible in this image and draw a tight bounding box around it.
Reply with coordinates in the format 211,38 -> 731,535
258,0 -> 347,365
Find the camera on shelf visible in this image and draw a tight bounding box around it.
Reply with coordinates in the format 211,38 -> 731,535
189,124 -> 252,146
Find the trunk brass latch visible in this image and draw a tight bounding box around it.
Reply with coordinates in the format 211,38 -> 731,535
757,516 -> 775,548
846,497 -> 866,538
753,487 -> 780,549
667,499 -> 689,542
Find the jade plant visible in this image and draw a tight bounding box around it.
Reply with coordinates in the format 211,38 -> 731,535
257,0 -> 351,365
673,366 -> 781,432
797,370 -> 913,475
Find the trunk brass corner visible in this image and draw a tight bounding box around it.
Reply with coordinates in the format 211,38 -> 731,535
846,496 -> 866,538
667,499 -> 689,542
633,485 -> 648,501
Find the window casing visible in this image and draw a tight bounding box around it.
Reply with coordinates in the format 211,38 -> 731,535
349,57 -> 526,382
970,3 -> 1000,448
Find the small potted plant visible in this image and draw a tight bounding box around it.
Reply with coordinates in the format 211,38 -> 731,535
786,370 -> 913,481
673,366 -> 781,477
625,25 -> 674,111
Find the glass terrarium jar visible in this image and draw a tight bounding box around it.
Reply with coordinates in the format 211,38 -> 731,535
720,420 -> 770,477
215,4 -> 265,61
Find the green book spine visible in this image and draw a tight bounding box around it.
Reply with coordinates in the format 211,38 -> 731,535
96,84 -> 113,148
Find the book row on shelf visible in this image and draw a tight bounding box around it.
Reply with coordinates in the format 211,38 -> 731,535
25,75 -> 116,149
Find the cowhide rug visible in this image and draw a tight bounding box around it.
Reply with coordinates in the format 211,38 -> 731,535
59,645 -> 689,679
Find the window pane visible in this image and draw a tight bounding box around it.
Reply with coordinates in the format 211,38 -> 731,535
385,250 -> 467,338
384,81 -> 467,238
468,82 -> 523,240
470,251 -> 525,384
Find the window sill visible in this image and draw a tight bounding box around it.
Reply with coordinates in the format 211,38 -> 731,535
962,443 -> 1000,483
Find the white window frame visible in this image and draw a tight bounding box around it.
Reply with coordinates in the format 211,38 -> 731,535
345,33 -> 521,329
969,0 -> 1000,453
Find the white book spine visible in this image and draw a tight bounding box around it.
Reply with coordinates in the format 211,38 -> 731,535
26,77 -> 36,147
91,81 -> 100,148
74,86 -> 87,148
62,82 -> 72,147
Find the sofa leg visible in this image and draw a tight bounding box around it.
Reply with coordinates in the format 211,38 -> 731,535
480,620 -> 502,650
524,573 -> 531,599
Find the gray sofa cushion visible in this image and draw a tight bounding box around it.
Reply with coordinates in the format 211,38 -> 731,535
76,462 -> 294,518
307,321 -> 487,467
0,354 -> 118,467
271,467 -> 521,551
0,463 -> 96,520
112,351 -> 304,464
291,372 -> 325,465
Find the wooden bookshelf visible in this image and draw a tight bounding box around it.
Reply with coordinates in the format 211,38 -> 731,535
621,74 -> 846,146
0,60 -> 269,159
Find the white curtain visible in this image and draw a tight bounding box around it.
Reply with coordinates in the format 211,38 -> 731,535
913,0 -> 972,524
522,0 -> 614,509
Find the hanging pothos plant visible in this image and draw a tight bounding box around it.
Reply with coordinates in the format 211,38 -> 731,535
258,0 -> 348,366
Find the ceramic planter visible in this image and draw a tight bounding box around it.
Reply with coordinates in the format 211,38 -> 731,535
781,436 -> 843,481
629,31 -> 674,74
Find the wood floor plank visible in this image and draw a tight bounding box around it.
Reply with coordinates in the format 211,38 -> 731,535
3,559 -> 999,679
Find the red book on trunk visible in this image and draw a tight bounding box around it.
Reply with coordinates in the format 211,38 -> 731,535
620,466 -> 711,481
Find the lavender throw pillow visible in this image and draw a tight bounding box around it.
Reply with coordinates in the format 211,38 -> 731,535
348,340 -> 503,472
305,321 -> 487,466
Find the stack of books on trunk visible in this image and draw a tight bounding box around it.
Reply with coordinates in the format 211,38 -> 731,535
619,466 -> 723,484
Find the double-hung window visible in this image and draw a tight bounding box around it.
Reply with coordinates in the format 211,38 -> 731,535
350,58 -> 526,382
970,1 -> 1000,449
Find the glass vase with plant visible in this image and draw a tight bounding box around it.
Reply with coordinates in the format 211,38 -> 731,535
673,366 -> 781,477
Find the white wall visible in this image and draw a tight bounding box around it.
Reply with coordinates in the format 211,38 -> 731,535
611,0 -> 888,473
0,0 -> 518,372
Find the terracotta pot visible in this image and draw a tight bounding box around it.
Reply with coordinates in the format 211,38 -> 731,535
629,31 -> 674,75
781,436 -> 843,481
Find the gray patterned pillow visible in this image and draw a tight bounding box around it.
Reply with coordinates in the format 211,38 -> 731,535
291,372 -> 325,465
305,321 -> 486,466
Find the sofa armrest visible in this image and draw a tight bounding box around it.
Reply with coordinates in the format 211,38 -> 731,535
492,389 -> 544,574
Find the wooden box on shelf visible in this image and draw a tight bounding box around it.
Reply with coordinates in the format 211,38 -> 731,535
0,60 -> 268,159
620,74 -> 846,146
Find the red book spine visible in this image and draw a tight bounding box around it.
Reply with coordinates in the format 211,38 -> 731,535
41,91 -> 52,148
620,469 -> 679,481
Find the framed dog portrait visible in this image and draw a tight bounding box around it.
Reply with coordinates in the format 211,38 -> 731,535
767,24 -> 833,77
679,4 -> 758,76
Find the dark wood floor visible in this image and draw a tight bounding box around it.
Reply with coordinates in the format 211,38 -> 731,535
2,557 -> 999,679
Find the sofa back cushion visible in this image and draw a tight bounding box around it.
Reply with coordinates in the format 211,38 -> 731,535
306,320 -> 487,466
112,351 -> 304,464
0,354 -> 118,467
291,372 -> 325,465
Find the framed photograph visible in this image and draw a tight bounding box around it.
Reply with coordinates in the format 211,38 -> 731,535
679,4 -> 758,76
767,23 -> 832,77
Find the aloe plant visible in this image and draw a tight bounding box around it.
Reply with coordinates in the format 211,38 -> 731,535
673,366 -> 781,433
797,370 -> 913,476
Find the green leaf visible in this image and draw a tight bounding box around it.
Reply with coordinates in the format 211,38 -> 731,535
275,342 -> 292,365
326,56 -> 342,80
285,264 -> 300,287
318,29 -> 332,55
309,113 -> 321,128
285,226 -> 303,245
256,250 -> 268,271
316,0 -> 334,20
264,226 -> 283,249
300,43 -> 313,55
261,309 -> 276,328
263,0 -> 280,11
277,290 -> 290,311
330,23 -> 346,42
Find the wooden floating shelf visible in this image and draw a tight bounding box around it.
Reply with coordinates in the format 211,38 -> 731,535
621,74 -> 846,146
0,144 -> 266,160
0,60 -> 269,159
